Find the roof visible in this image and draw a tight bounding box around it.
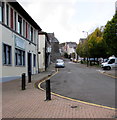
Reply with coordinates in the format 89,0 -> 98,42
66,42 -> 77,45
9,1 -> 42,31
38,31 -> 50,43
47,33 -> 59,43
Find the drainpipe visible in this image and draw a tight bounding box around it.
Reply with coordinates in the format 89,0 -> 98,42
37,32 -> 40,73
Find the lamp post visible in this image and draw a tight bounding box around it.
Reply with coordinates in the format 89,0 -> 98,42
82,31 -> 89,67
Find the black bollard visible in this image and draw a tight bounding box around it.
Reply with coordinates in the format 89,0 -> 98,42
22,73 -> 26,90
28,71 -> 31,83
46,79 -> 51,100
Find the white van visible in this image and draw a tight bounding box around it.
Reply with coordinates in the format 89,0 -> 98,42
101,56 -> 117,70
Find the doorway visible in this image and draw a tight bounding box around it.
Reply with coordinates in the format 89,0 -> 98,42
28,52 -> 32,75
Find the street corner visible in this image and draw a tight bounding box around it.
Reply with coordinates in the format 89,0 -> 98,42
97,69 -> 117,79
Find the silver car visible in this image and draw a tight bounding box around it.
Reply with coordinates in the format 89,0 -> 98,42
55,59 -> 65,68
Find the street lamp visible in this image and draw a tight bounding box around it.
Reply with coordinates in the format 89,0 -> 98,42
82,31 -> 89,67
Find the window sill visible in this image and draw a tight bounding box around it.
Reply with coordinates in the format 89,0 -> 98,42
3,64 -> 12,66
15,65 -> 25,67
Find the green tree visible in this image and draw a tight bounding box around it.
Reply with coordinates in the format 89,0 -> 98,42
103,12 -> 117,57
88,28 -> 107,58
64,52 -> 68,58
76,27 -> 107,59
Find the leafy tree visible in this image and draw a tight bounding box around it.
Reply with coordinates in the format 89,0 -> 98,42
88,28 -> 107,58
76,27 -> 107,59
103,12 -> 117,57
64,52 -> 68,58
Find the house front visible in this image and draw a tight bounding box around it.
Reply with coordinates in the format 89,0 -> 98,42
38,31 -> 51,72
0,1 -> 41,82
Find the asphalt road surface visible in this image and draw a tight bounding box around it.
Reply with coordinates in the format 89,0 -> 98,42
41,60 -> 115,108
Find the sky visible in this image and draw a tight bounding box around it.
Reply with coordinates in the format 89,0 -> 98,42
17,0 -> 116,43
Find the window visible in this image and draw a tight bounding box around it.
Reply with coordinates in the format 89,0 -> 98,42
28,24 -> 30,39
14,11 -> 17,31
30,27 -> 33,42
15,48 -> 25,66
6,4 -> 9,26
23,20 -> 26,37
34,30 -> 36,43
3,44 -> 12,65
0,2 -> 4,22
0,3 -> 2,22
33,54 -> 36,67
34,30 -> 36,44
10,8 -> 13,29
18,15 -> 22,34
26,22 -> 28,38
108,59 -> 115,64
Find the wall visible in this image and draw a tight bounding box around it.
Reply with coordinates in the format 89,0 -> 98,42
1,24 -> 38,82
38,35 -> 45,72
0,24 -> 2,82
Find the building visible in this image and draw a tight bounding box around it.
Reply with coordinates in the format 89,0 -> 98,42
47,33 -> 60,62
79,38 -> 86,44
59,42 -> 77,59
59,43 -> 65,56
65,42 -> 77,58
38,31 -> 51,72
0,1 -> 42,82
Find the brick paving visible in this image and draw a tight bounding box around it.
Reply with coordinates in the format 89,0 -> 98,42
2,63 -> 116,118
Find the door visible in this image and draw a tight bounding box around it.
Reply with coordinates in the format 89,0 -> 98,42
28,53 -> 32,75
108,59 -> 115,68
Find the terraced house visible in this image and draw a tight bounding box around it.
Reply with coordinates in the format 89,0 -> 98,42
0,1 -> 42,82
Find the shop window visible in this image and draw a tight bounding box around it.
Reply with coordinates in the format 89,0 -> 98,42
33,54 -> 36,67
3,44 -> 12,65
15,48 -> 25,66
18,15 -> 22,34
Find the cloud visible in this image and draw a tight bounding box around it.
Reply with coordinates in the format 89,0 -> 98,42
17,0 -> 116,43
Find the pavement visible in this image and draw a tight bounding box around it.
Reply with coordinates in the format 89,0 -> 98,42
1,63 -> 116,119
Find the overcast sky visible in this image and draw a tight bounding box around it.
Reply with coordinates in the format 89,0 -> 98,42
17,0 -> 116,43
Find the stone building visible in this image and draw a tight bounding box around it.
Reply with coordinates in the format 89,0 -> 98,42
47,33 -> 60,62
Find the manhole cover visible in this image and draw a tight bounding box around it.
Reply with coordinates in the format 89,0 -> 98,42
71,106 -> 78,108
112,116 -> 117,118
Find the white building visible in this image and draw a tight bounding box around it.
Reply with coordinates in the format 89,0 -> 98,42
0,1 -> 42,82
65,42 -> 77,58
38,32 -> 51,72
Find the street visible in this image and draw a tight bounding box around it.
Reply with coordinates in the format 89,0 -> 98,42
41,60 -> 115,108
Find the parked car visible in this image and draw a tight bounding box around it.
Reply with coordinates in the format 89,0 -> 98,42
55,59 -> 65,68
70,58 -> 73,61
73,59 -> 78,63
101,56 -> 117,70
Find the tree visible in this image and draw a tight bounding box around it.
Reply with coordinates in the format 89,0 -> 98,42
88,28 -> 107,58
64,52 -> 68,58
103,12 -> 117,57
76,27 -> 107,60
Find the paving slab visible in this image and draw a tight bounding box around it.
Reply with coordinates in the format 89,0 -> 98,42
1,63 -> 116,118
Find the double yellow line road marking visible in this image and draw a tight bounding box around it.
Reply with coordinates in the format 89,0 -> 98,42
38,68 -> 116,110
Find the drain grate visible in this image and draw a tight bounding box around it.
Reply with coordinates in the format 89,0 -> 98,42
71,105 -> 78,108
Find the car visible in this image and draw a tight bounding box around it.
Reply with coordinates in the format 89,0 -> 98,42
70,58 -> 73,61
73,59 -> 78,63
55,59 -> 65,68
